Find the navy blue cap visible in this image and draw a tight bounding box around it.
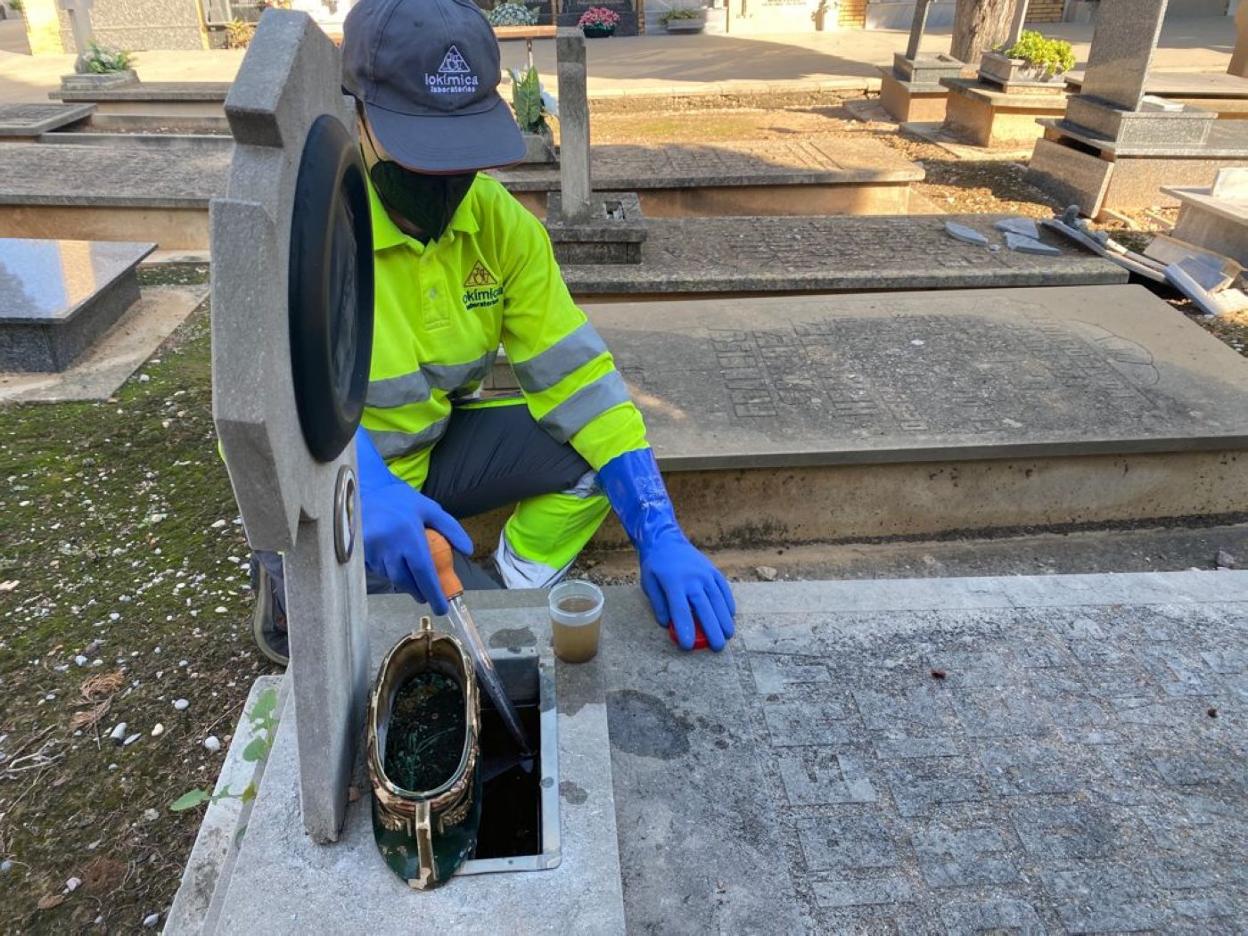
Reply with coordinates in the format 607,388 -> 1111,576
342,0 -> 525,173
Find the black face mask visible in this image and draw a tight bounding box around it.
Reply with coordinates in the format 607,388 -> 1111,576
363,125 -> 475,242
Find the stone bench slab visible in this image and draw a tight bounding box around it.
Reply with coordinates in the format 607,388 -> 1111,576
581,284 -> 1248,470
51,81 -> 232,103
560,214 -> 1125,295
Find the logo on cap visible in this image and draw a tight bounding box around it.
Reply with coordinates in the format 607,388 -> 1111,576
427,45 -> 479,95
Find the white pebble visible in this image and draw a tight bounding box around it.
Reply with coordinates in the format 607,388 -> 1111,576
203,736 -> 221,753
143,808 -> 159,822
211,519 -> 227,529
173,699 -> 189,711
143,913 -> 160,928
74,655 -> 88,667
109,722 -> 128,744
0,860 -> 11,873
151,723 -> 164,737
109,612 -> 120,621
123,733 -> 141,747
214,607 -> 227,614
65,877 -> 81,893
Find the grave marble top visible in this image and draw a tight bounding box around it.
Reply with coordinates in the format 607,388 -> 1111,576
52,81 -> 232,102
1042,117 -> 1248,158
1162,185 -> 1248,226
495,135 -> 924,191
0,141 -> 225,208
0,238 -> 154,324
0,103 -> 94,136
582,284 -> 1248,469
560,215 -> 1124,294
206,571 -> 1248,934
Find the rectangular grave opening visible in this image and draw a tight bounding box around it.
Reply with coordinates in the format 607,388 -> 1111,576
459,651 -> 560,875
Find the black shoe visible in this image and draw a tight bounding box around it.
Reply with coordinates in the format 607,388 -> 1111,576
251,560 -> 289,667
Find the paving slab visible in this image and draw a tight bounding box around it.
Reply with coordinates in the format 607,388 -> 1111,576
459,570 -> 1248,934
559,214 -> 1125,295
582,284 -> 1248,470
0,102 -> 93,137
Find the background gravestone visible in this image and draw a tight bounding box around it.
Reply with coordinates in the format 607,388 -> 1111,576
211,10 -> 371,844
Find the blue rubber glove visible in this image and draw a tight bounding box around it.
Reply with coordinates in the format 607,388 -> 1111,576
355,428 -> 472,615
598,448 -> 736,651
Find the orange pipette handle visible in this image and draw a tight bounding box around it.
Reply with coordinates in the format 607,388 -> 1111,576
425,529 -> 464,600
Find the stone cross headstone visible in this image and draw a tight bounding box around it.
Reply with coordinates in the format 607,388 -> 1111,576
1231,2 -> 1248,79
556,28 -> 592,222
212,10 -> 370,844
58,0 -> 94,61
905,0 -> 932,62
1005,0 -> 1030,51
1079,0 -> 1168,112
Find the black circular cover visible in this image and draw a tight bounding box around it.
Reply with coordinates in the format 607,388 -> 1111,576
289,113 -> 374,463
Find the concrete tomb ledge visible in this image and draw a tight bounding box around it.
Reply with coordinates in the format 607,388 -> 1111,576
51,81 -> 233,103
559,214 -> 1125,296
0,103 -> 94,138
201,595 -> 626,936
1040,117 -> 1248,159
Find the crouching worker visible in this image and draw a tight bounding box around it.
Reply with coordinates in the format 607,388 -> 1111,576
250,0 -> 734,666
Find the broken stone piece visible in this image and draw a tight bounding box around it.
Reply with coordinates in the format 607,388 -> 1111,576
1005,232 -> 1061,256
945,221 -> 989,246
108,722 -> 127,745
994,217 -> 1040,239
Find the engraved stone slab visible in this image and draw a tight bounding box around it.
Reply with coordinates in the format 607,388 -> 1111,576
0,102 -> 94,137
583,284 -> 1248,470
559,214 -> 1125,295
1079,0 -> 1168,112
445,571 -> 1248,935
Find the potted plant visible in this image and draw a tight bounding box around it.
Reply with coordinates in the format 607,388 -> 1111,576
660,7 -> 707,33
62,41 -> 138,90
578,6 -> 620,37
507,65 -> 558,164
981,30 -> 1076,86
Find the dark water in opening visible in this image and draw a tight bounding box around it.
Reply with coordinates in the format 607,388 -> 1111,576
474,702 -> 542,859
384,672 -> 465,792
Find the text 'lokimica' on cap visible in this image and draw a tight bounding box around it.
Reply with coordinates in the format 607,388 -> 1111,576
342,0 -> 526,173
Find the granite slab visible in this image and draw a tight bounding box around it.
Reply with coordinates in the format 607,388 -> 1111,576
0,103 -> 94,137
208,595 -> 626,936
0,237 -> 156,371
0,141 -> 225,208
1065,96 -> 1216,148
559,215 -> 1125,295
462,570 -> 1248,934
940,77 -> 1068,106
51,81 -> 232,103
494,135 -> 924,192
580,284 -> 1248,470
1065,70 -> 1248,101
1041,115 -> 1248,158
1079,0 -> 1166,111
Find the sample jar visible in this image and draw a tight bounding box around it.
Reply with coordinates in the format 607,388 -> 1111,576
549,579 -> 604,664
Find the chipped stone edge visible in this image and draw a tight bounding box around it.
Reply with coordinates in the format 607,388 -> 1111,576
165,675 -> 289,936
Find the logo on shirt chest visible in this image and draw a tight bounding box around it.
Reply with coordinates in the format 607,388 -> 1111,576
463,261 -> 503,311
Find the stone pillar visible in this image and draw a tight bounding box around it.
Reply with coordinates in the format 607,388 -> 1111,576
1005,0 -> 1029,50
58,0 -> 94,59
556,27 -> 592,222
905,0 -> 932,61
1231,2 -> 1248,79
213,11 -> 371,845
1080,0 -> 1168,112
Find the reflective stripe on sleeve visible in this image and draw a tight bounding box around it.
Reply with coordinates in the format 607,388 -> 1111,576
366,417 -> 451,459
366,351 -> 496,409
511,323 -> 608,394
538,371 -> 631,444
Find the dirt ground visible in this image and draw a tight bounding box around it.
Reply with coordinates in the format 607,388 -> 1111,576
2,104 -> 1245,933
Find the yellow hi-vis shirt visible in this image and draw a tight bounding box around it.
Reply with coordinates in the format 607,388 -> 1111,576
361,174 -> 648,489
